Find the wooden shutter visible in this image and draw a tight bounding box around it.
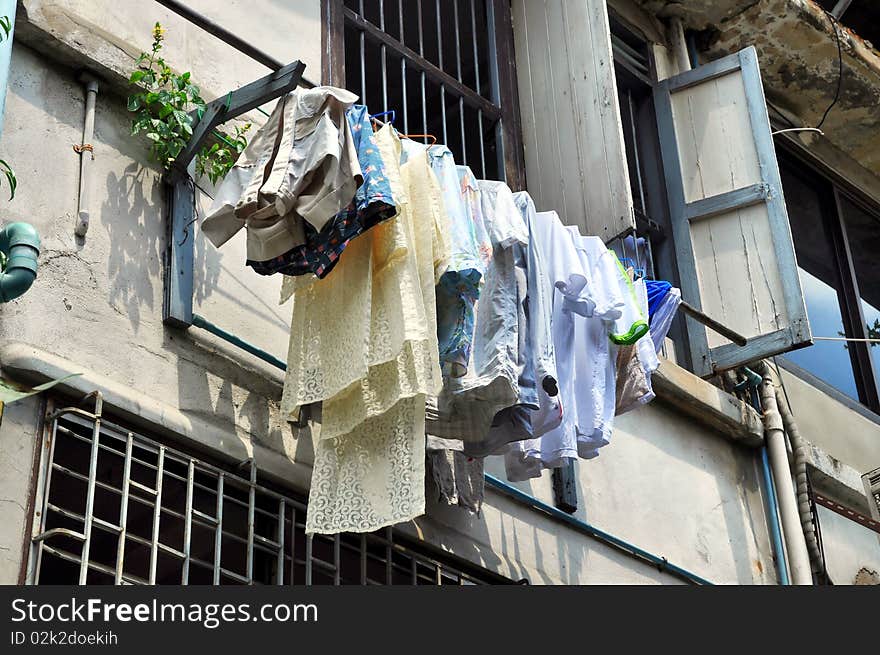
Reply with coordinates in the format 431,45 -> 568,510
511,0 -> 635,241
654,47 -> 811,377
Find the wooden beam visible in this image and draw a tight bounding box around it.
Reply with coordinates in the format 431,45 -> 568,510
490,0 -> 527,190
169,59 -> 306,180
551,463 -> 578,514
684,183 -> 771,223
322,0 -> 345,86
163,179 -> 195,328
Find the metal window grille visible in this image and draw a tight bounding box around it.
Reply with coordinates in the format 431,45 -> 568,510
338,0 -> 515,183
28,395 -> 509,586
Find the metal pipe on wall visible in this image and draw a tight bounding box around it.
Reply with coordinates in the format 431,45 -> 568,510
759,368 -> 813,584
0,221 -> 40,302
74,77 -> 99,238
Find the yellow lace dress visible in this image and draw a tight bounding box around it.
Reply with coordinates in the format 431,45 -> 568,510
280,125 -> 450,534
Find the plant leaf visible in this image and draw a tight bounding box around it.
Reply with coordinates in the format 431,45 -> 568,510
0,374 -> 83,405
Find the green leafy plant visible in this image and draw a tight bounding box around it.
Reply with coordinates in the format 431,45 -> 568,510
0,16 -> 15,199
127,23 -> 249,182
0,15 -> 11,42
0,157 -> 15,201
196,121 -> 251,185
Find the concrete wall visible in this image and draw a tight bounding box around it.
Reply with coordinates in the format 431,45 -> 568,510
0,396 -> 43,583
418,398 -> 777,585
18,0 -> 322,95
0,0 -> 878,586
778,366 -> 880,475
818,506 -> 880,585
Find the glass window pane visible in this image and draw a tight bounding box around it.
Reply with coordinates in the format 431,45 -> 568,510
840,195 -> 880,383
779,165 -> 860,400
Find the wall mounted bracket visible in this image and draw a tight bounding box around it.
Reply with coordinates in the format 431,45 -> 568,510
162,60 -> 307,328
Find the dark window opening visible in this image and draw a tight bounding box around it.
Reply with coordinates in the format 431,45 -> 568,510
333,0 -> 522,185
778,148 -> 880,413
29,403 -> 512,586
607,15 -> 689,368
814,1 -> 880,49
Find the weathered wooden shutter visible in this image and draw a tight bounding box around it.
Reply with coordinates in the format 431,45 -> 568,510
511,0 -> 635,241
654,46 -> 811,377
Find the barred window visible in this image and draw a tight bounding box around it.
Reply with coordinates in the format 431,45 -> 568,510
28,396 -> 511,586
326,0 -> 525,187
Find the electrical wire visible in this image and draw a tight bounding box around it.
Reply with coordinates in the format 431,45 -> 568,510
768,101 -> 797,129
817,11 -> 844,130
813,336 -> 880,344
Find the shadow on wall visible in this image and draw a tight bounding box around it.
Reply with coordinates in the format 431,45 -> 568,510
101,162 -> 162,332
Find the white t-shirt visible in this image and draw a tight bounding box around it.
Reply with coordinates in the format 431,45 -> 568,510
503,211 -> 582,479
506,228 -> 648,477
568,234 -> 627,459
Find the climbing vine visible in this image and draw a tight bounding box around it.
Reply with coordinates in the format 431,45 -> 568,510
127,23 -> 249,184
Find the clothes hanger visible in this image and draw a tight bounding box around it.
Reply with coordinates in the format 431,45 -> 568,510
369,110 -> 396,130
399,133 -> 438,146
619,257 -> 646,279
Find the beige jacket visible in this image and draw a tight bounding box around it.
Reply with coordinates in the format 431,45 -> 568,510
202,86 -> 361,262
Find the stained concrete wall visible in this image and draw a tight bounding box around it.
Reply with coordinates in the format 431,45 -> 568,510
0,0 -> 877,586
777,366 -> 880,476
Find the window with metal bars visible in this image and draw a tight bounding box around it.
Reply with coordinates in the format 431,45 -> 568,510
325,0 -> 525,187
27,396 -> 512,586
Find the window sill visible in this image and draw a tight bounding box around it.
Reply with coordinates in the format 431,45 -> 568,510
651,357 -> 765,448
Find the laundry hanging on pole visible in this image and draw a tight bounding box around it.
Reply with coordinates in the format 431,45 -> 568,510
199,93 -> 683,531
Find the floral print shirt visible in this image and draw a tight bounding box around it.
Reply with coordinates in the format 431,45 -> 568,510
248,104 -> 397,279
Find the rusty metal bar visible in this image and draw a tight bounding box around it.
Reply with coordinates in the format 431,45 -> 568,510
679,301 -> 748,347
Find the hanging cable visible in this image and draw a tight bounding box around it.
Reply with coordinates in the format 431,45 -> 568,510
817,11 -> 844,130
772,127 -> 825,137
813,336 -> 880,344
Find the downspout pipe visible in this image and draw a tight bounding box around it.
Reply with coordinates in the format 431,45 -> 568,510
738,373 -> 790,585
760,445 -> 790,585
0,221 -> 40,302
758,362 -> 825,578
758,366 -> 813,584
74,76 -> 99,238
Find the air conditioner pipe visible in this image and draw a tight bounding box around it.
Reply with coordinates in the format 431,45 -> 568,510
756,361 -> 825,578
757,365 -> 813,584
0,221 -> 40,302
74,77 -> 99,238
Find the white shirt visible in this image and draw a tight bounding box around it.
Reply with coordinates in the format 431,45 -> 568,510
504,211 -> 588,480
506,225 -> 647,478
427,180 -> 529,442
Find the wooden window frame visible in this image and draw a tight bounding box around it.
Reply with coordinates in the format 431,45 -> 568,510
321,0 -> 525,189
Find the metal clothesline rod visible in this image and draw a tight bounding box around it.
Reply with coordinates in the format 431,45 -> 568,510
192,314 -> 287,371
154,0 -> 317,88
679,301 -> 748,347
